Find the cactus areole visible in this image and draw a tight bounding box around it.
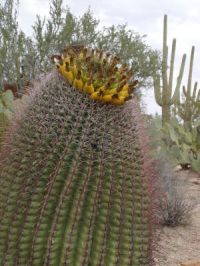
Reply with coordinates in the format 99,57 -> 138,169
0,45 -> 154,265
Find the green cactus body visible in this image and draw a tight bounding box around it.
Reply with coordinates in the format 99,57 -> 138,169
0,58 -> 153,265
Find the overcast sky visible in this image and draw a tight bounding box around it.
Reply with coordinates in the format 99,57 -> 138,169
17,0 -> 200,114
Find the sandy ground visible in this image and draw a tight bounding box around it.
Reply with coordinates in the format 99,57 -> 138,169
154,170 -> 200,266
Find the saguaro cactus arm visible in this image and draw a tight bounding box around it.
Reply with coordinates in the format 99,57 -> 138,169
170,53 -> 186,104
175,46 -> 200,125
153,14 -> 186,125
168,39 -> 176,97
162,14 -> 168,92
186,46 -> 195,96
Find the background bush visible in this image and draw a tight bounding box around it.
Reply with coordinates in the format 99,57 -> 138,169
0,0 -> 160,91
154,154 -> 195,227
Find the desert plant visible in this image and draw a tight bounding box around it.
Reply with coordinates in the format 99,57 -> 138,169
147,114 -> 200,173
32,6 -> 160,88
174,46 -> 200,126
162,119 -> 200,172
153,14 -> 186,126
0,89 -> 14,148
154,155 -> 195,227
0,47 -> 154,265
0,0 -> 160,90
146,114 -> 163,152
0,0 -> 29,88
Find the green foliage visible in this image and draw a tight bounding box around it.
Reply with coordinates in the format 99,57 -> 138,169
163,120 -> 200,170
146,114 -> 163,155
0,89 -> 14,147
31,3 -> 160,87
0,89 -> 15,112
153,14 -> 186,126
152,15 -> 199,173
0,0 -> 29,88
148,115 -> 200,173
97,24 -> 159,87
0,0 -> 160,90
0,72 -> 154,265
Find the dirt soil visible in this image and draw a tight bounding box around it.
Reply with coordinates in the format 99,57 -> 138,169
154,169 -> 200,266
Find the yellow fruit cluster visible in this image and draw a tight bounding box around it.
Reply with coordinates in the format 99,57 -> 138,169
52,45 -> 138,105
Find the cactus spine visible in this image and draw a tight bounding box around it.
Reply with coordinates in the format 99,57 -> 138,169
176,46 -> 200,126
153,14 -> 186,125
0,47 -> 154,266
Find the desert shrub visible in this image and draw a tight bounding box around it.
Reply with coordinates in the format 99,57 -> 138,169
154,154 -> 195,227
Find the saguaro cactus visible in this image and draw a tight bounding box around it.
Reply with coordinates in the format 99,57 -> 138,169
176,46 -> 200,126
153,14 -> 186,125
0,46 -> 154,265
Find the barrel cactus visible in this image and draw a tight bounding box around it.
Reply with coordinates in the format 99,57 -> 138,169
0,45 -> 154,265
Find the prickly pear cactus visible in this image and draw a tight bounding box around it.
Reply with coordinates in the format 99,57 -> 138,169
0,89 -> 15,148
0,46 -> 154,266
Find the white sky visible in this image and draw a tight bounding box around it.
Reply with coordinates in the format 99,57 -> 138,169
17,0 -> 200,114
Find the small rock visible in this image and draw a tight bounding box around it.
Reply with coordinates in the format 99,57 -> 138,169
174,165 -> 182,171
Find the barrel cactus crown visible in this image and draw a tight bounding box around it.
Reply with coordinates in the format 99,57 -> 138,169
0,46 -> 154,266
52,45 -> 138,105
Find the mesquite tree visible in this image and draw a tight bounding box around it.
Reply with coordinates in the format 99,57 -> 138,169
0,0 -> 159,91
